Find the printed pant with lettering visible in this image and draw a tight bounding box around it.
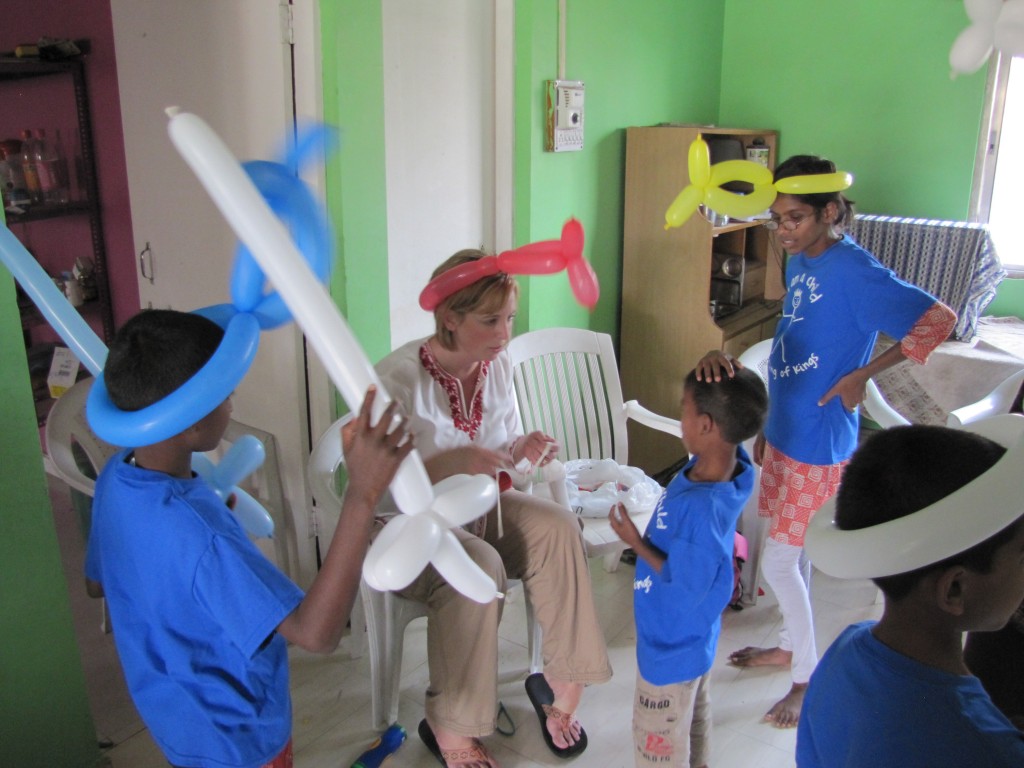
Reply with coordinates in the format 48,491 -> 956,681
632,672 -> 710,768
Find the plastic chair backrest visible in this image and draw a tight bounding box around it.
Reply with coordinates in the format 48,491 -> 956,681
508,328 -> 628,464
307,413 -> 351,518
737,339 -> 771,451
45,378 -> 119,497
738,339 -> 772,385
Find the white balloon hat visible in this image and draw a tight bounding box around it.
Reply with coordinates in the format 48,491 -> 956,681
805,413 -> 1024,579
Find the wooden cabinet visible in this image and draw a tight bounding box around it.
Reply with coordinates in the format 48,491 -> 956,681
620,124 -> 783,474
1,54 -> 112,425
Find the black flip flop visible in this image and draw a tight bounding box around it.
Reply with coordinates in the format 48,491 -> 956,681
418,719 -> 497,767
418,719 -> 447,767
524,673 -> 588,759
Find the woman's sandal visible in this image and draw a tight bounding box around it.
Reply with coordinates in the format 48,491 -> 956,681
524,673 -> 588,758
418,719 -> 497,767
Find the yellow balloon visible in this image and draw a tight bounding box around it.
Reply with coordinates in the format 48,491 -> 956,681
664,185 -> 702,230
704,184 -> 778,220
709,159 -> 773,188
688,135 -> 711,188
775,172 -> 853,195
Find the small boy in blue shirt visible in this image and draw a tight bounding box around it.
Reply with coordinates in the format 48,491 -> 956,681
610,365 -> 768,768
85,309 -> 413,768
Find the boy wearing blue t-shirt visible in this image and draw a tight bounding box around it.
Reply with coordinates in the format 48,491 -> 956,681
610,366 -> 767,768
798,424 -> 1024,768
85,309 -> 412,768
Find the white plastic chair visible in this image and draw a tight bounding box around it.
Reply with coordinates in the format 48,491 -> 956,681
946,368 -> 1024,427
45,377 -> 121,497
45,378 -> 291,563
735,340 -> 772,606
307,414 -> 543,731
507,328 -> 680,573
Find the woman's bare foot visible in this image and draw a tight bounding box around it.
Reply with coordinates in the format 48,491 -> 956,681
728,645 -> 792,668
761,683 -> 807,729
546,677 -> 584,749
431,723 -> 501,768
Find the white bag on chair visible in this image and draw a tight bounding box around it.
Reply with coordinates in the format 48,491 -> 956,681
563,458 -> 664,518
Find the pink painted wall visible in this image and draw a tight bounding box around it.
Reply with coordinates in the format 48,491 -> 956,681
2,0 -> 139,331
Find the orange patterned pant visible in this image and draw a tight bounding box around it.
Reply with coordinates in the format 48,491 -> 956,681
759,443 -> 846,547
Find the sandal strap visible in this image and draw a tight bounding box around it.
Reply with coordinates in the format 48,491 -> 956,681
439,739 -> 490,765
541,702 -> 576,729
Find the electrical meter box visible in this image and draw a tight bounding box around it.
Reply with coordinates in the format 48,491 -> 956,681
545,80 -> 584,152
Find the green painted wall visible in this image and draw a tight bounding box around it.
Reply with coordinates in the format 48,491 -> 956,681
517,0 -> 725,336
320,1 -> 392,366
0,270 -> 99,766
719,0 -> 986,220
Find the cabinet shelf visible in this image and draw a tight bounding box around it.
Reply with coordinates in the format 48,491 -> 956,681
19,296 -> 104,331
5,200 -> 95,224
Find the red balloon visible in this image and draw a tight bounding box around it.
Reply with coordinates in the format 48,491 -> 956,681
498,244 -> 565,274
419,217 -> 599,311
418,258 -> 500,310
561,217 -> 584,258
568,256 -> 599,310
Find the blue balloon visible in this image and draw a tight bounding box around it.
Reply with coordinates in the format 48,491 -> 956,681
229,122 -> 336,330
230,160 -> 332,328
284,121 -> 340,176
0,225 -> 108,375
86,312 -> 261,447
192,435 -> 274,538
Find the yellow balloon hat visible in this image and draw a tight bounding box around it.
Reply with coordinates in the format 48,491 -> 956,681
664,136 -> 854,230
805,414 -> 1024,579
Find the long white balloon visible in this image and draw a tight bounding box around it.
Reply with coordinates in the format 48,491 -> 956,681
166,109 -> 499,601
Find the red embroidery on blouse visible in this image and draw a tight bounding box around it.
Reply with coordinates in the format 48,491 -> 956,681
419,342 -> 490,439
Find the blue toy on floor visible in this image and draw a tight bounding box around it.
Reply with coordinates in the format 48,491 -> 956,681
350,723 -> 407,768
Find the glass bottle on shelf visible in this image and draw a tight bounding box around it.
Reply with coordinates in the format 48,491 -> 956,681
19,129 -> 42,204
34,128 -> 69,205
0,140 -> 32,209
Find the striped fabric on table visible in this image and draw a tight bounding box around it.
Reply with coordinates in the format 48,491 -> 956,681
848,214 -> 1006,341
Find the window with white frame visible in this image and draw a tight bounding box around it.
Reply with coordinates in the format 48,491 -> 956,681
972,54 -> 1024,274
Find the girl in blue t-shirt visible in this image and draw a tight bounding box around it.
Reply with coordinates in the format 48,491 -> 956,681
698,155 -> 956,729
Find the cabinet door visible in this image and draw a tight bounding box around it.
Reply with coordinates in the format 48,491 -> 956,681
110,0 -> 313,581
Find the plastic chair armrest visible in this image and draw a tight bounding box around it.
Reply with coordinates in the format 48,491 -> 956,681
623,400 -> 680,437
947,398 -> 1002,427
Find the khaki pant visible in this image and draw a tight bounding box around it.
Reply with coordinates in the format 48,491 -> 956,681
632,672 -> 711,768
397,489 -> 612,737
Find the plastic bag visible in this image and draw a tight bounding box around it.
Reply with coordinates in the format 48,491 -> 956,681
562,458 -> 664,518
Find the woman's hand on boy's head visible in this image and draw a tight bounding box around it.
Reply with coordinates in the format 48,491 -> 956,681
342,386 -> 414,505
695,349 -> 741,382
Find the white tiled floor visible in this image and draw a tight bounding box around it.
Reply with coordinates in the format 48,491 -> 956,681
52,476 -> 882,768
